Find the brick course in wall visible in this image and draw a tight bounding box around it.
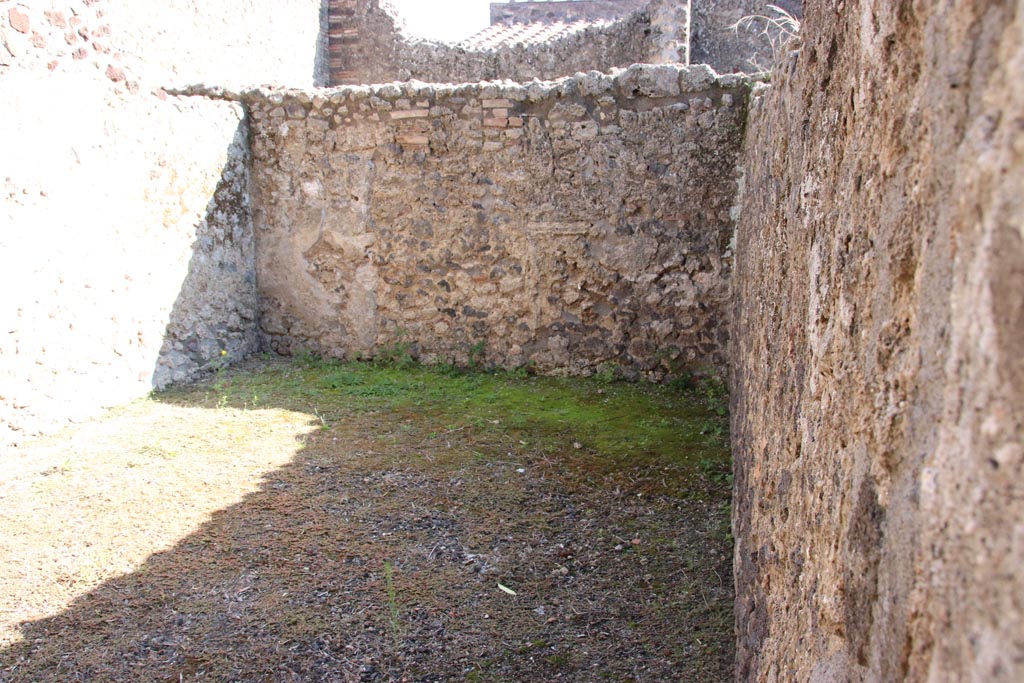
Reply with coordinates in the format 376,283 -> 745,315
327,0 -> 359,84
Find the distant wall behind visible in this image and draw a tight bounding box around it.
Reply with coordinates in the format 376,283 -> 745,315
243,65 -> 749,379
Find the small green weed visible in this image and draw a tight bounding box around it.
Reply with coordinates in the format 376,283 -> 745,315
700,377 -> 728,410
211,348 -> 231,408
503,363 -> 532,380
293,348 -> 325,368
714,501 -> 734,544
468,340 -> 487,370
383,560 -> 402,644
698,457 -> 733,488
594,362 -> 620,384
376,333 -> 417,369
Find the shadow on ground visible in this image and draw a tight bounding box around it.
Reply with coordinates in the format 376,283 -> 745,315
0,360 -> 734,683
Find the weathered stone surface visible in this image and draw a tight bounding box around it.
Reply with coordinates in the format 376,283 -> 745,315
0,0 -> 326,445
732,1 -> 1024,681
648,0 -> 691,63
245,68 -> 750,379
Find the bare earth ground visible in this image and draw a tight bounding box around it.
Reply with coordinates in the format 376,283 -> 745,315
0,357 -> 734,682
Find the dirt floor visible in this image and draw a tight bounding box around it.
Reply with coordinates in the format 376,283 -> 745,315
0,357 -> 734,682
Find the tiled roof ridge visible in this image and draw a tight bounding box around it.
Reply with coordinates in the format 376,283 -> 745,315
458,19 -> 614,51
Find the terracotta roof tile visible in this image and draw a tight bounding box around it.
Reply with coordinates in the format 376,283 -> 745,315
459,20 -> 611,51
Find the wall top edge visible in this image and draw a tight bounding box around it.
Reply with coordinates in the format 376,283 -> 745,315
167,63 -> 763,105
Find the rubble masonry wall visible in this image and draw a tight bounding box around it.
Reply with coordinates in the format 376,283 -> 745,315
238,65 -> 750,378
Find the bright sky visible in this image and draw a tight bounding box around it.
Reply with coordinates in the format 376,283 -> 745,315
388,0 -> 494,43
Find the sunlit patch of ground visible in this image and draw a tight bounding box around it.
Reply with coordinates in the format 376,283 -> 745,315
0,399 -> 315,646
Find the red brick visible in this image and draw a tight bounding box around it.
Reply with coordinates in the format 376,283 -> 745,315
8,8 -> 29,34
30,32 -> 45,49
396,134 -> 429,145
44,11 -> 66,29
105,64 -> 125,82
482,98 -> 512,109
72,47 -> 88,60
390,109 -> 429,120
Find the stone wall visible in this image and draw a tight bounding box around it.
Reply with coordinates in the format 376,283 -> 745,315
402,12 -> 655,83
327,0 -> 792,85
489,0 -> 648,25
233,65 -> 749,378
0,0 -> 326,446
732,1 -> 1023,681
328,0 -> 658,86
648,0 -> 691,65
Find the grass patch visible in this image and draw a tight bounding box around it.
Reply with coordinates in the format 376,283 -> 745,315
164,356 -> 731,482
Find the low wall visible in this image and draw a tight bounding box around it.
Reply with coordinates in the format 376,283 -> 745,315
401,13 -> 654,84
328,0 -> 659,85
232,65 -> 749,378
732,0 -> 1023,680
0,0 -> 326,446
328,0 -> 788,87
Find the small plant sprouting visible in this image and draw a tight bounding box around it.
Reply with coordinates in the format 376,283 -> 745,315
294,348 -> 326,368
700,377 -> 728,412
383,560 -> 402,646
468,340 -> 486,370
594,362 -> 620,384
212,348 -> 230,408
506,364 -> 530,380
698,457 -> 733,488
376,331 -> 417,369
